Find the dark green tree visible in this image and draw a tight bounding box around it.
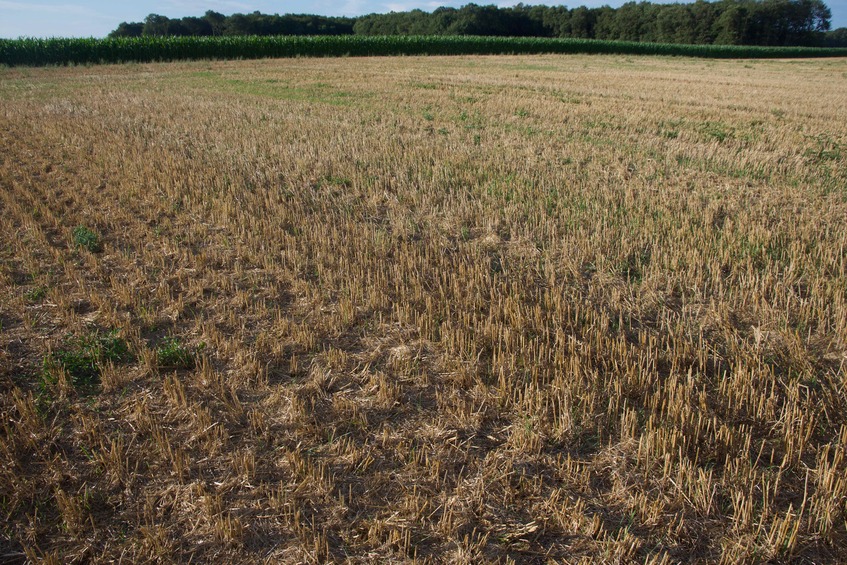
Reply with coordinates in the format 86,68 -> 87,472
713,0 -> 749,43
142,14 -> 171,36
569,6 -> 596,38
109,21 -> 143,38
825,26 -> 847,46
657,4 -> 697,44
204,11 -> 227,35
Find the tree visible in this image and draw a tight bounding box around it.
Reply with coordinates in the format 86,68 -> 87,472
657,4 -> 696,44
787,0 -> 831,44
446,4 -> 511,36
431,7 -> 460,34
224,13 -> 255,35
142,14 -> 171,36
689,0 -> 719,43
593,6 -> 617,40
204,11 -> 227,35
570,6 -> 596,38
605,2 -> 640,41
109,22 -> 143,38
542,6 -> 572,37
825,27 -> 847,46
713,1 -> 750,44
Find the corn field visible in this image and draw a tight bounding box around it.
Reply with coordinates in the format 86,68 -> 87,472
2,35 -> 847,66
1,54 -> 847,562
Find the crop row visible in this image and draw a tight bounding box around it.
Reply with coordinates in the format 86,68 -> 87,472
3,34 -> 847,66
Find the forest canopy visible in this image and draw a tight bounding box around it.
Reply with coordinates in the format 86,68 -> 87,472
108,1 -> 846,47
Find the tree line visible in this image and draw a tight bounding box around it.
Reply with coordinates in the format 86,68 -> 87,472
109,1 -> 846,48
110,13 -> 355,39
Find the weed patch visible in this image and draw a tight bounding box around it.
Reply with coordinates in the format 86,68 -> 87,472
155,337 -> 194,370
72,225 -> 101,252
42,330 -> 132,392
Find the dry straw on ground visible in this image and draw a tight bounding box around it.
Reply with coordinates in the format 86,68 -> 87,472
1,54 -> 846,563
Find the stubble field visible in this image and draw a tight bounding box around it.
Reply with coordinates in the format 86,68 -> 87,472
1,54 -> 847,563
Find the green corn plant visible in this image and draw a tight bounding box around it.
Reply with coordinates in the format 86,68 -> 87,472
3,35 -> 847,67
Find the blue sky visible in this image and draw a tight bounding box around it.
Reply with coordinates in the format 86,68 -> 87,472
1,0 -> 845,38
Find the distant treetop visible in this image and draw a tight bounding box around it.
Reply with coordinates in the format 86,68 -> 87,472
108,2 -> 845,48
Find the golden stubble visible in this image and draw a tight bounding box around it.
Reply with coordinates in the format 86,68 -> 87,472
1,54 -> 846,563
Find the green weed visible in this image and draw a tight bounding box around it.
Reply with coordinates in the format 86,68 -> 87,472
25,285 -> 48,302
72,226 -> 102,252
156,337 -> 194,370
42,330 -> 132,392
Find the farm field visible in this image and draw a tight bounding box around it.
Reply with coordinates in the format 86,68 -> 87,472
1,54 -> 847,563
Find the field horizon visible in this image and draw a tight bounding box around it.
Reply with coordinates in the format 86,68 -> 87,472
1,54 -> 846,563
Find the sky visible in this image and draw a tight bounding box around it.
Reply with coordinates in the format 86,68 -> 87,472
1,0 -> 845,39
